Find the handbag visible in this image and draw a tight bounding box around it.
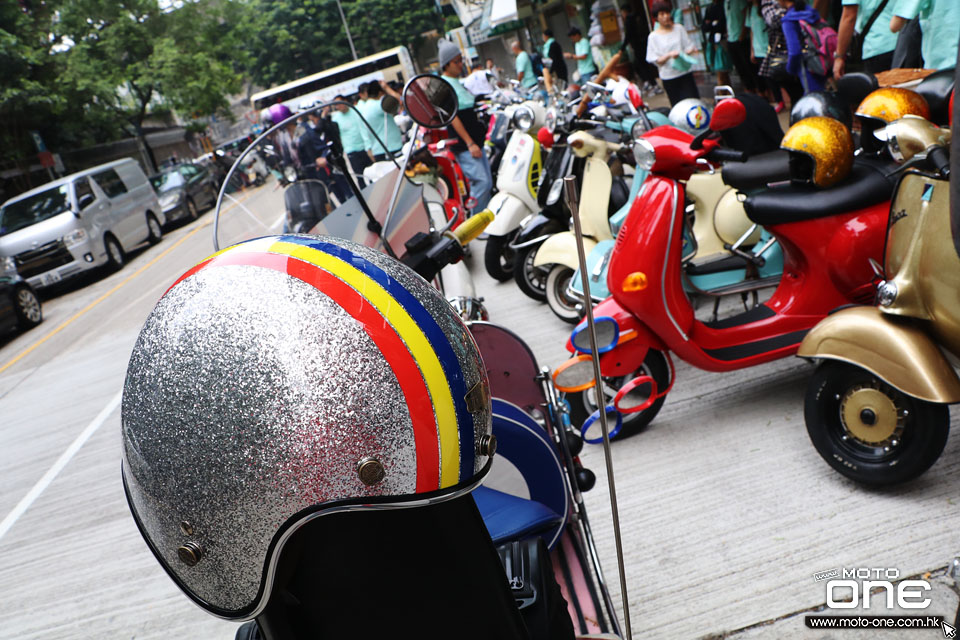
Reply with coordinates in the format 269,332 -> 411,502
847,0 -> 890,66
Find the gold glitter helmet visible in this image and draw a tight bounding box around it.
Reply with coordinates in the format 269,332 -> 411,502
856,88 -> 931,154
121,235 -> 493,621
781,116 -> 854,188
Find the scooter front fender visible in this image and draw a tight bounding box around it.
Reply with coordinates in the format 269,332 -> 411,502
533,232 -> 597,270
567,297 -> 668,378
513,214 -> 569,248
798,306 -> 960,403
484,192 -> 534,237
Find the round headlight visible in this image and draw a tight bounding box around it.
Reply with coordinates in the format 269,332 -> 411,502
545,108 -> 557,134
631,117 -> 650,140
633,138 -> 656,171
877,280 -> 898,307
513,106 -> 535,132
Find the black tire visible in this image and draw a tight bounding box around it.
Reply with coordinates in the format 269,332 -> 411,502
105,235 -> 125,271
146,213 -> 163,244
13,286 -> 42,329
544,265 -> 582,324
186,197 -> 199,221
804,361 -> 950,486
567,349 -> 670,441
483,231 -> 518,281
513,244 -> 549,302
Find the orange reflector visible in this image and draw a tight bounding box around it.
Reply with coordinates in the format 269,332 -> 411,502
622,272 -> 648,292
552,354 -> 596,393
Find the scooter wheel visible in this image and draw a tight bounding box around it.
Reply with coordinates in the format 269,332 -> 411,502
545,265 -> 582,324
566,349 -> 669,441
513,244 -> 548,302
483,232 -> 517,282
804,361 -> 949,486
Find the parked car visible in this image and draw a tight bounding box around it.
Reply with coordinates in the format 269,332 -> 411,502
149,163 -> 218,223
0,158 -> 164,289
0,270 -> 42,335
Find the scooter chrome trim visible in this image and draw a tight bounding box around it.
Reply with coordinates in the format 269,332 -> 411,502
663,180 -> 689,341
509,234 -> 551,250
798,305 -> 960,403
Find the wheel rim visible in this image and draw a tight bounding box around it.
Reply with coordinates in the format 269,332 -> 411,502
500,236 -> 516,272
17,289 -> 41,322
522,249 -> 548,295
552,269 -> 578,313
149,217 -> 161,237
108,240 -> 122,263
839,384 -> 903,448
188,201 -> 198,219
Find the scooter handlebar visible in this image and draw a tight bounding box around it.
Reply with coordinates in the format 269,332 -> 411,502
453,210 -> 495,246
926,145 -> 951,177
705,147 -> 748,164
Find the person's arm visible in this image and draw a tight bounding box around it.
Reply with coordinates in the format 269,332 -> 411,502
379,80 -> 402,102
450,115 -> 482,158
889,15 -> 907,32
833,4 -> 859,79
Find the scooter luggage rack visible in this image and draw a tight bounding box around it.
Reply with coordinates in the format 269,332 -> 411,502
563,175 -> 634,639
212,99 -> 403,256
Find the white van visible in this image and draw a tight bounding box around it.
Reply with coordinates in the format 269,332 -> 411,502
0,159 -> 165,288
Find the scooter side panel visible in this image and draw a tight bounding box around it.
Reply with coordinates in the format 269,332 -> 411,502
485,192 -> 535,236
496,131 -> 541,213
534,232 -> 598,270
578,157 -> 615,241
798,305 -> 960,403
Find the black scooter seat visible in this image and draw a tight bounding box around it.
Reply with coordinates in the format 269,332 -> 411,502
743,156 -> 897,226
915,68 -> 956,125
722,150 -> 791,192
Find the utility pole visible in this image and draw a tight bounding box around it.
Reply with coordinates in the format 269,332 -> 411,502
335,0 -> 359,60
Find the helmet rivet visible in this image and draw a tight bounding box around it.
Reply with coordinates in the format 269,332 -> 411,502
478,434 -> 497,457
357,457 -> 386,486
180,521 -> 194,536
177,542 -> 203,567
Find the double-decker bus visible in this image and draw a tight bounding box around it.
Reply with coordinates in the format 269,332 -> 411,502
250,46 -> 416,113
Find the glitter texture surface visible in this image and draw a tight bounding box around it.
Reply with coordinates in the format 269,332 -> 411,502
121,236 -> 491,615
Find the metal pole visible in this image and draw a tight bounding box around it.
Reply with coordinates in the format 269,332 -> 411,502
335,0 -> 358,61
563,175 -> 633,640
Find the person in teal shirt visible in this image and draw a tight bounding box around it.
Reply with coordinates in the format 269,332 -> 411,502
564,27 -> 598,82
834,0 -> 898,77
511,40 -> 539,89
358,80 -> 404,161
725,0 -> 760,93
332,95 -> 374,186
438,39 -> 493,213
891,0 -> 959,71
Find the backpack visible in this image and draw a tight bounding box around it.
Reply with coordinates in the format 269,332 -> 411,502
530,51 -> 544,76
799,19 -> 838,77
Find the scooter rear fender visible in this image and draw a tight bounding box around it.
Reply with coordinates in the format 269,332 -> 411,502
534,232 -> 597,270
484,192 -> 534,236
566,297 -> 667,378
798,306 -> 960,403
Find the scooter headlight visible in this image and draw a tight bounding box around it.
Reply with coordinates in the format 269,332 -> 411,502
545,108 -> 558,134
513,106 -> 536,132
284,165 -> 298,182
631,118 -> 651,140
633,138 -> 656,171
877,280 -> 898,307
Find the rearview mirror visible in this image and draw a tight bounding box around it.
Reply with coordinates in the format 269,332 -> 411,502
710,98 -> 747,132
403,74 -> 458,129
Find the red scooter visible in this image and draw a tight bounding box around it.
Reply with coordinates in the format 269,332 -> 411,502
553,100 -> 898,438
414,128 -> 474,230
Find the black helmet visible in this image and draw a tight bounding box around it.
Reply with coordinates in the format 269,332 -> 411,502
790,91 -> 852,130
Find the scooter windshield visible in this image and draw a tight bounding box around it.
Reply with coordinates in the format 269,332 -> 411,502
210,100 -> 435,260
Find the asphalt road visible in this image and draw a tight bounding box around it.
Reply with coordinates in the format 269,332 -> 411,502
1,176 -> 958,640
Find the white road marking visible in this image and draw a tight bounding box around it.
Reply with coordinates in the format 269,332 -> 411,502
0,389 -> 123,541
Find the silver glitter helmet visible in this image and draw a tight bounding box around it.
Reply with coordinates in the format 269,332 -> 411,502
121,234 -> 493,620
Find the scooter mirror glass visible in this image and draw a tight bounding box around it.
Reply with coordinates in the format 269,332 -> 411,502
403,74 -> 459,129
710,98 -> 747,132
571,317 -> 620,354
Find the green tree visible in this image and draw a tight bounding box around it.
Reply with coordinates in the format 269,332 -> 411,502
345,0 -> 443,61
54,0 -> 245,171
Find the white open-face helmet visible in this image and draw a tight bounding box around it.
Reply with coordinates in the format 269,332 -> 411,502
669,98 -> 712,134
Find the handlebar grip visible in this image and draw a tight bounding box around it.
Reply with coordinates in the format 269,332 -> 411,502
927,145 -> 951,176
706,148 -> 748,163
453,210 -> 495,246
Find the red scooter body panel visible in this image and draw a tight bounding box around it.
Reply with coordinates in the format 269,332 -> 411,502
604,171 -> 888,373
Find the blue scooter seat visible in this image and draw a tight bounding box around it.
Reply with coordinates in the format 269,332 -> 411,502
474,486 -> 564,544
